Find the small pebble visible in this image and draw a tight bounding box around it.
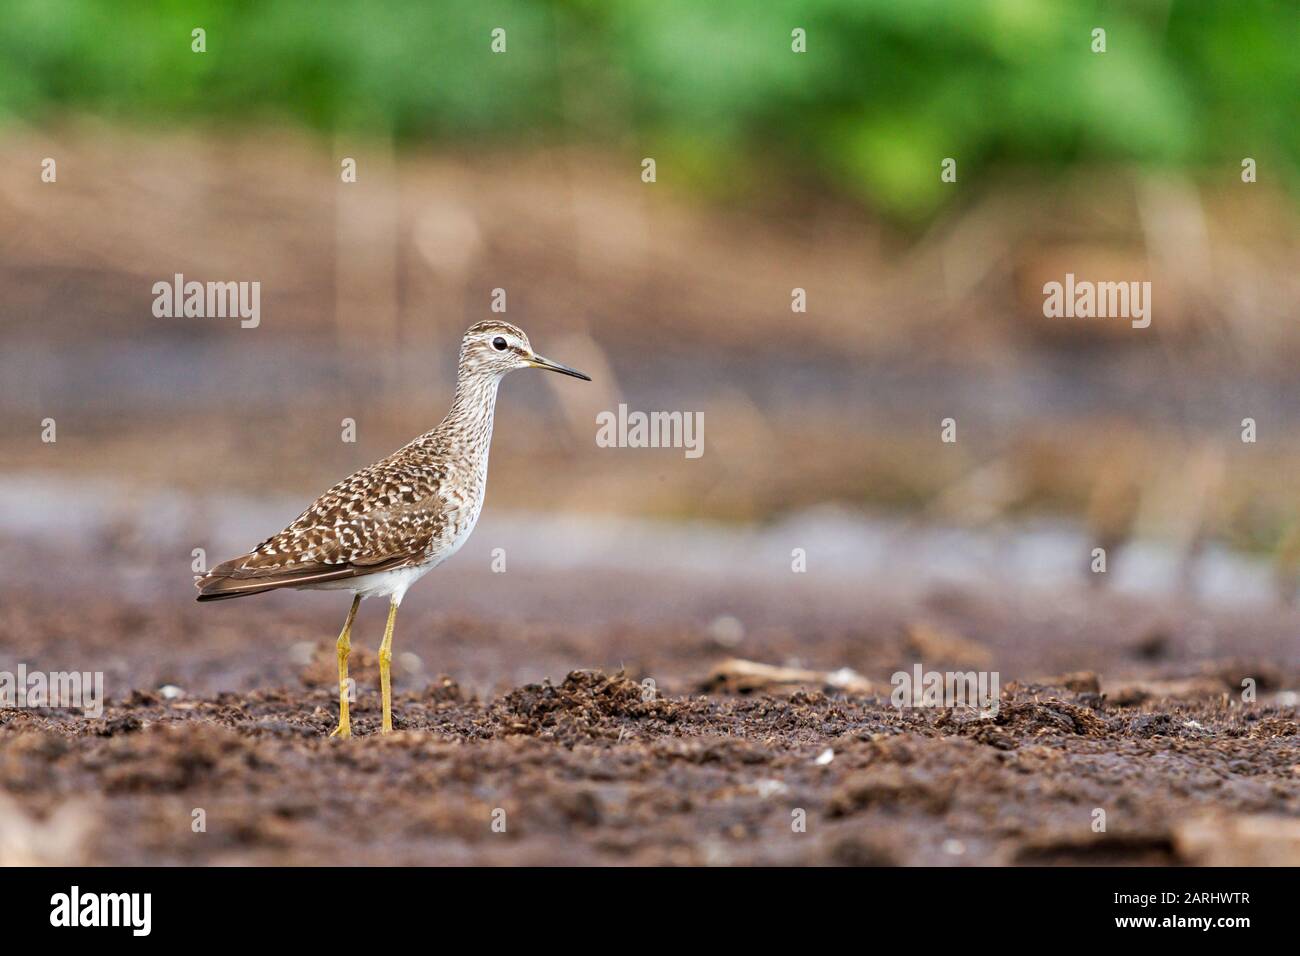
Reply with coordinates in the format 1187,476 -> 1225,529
707,615 -> 744,648
753,778 -> 788,798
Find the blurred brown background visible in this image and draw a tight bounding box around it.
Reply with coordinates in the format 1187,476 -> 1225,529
1,1 -> 1299,678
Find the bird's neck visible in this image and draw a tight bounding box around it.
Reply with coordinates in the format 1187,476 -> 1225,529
434,368 -> 501,457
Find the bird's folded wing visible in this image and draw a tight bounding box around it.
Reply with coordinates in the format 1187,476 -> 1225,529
194,555 -> 415,601
195,456 -> 454,600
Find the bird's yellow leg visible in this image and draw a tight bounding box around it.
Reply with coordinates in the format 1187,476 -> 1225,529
378,598 -> 398,733
329,595 -> 361,739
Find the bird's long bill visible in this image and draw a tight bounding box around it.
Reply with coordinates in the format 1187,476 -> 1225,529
528,354 -> 592,381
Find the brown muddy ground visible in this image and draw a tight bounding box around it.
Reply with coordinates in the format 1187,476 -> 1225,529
1,558 -> 1298,866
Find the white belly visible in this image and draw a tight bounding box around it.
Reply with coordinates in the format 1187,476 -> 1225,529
307,562 -> 438,603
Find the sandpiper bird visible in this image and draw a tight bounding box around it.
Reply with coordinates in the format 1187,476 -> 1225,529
195,320 -> 590,737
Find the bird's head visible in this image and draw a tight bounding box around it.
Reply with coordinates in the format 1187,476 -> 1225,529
460,320 -> 591,382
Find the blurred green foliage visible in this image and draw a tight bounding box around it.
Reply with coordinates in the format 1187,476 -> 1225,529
1,0 -> 1295,219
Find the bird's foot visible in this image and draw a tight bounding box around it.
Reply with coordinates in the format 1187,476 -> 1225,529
329,720 -> 351,740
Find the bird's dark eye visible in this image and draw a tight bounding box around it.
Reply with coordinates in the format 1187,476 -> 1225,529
492,336 -> 508,351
